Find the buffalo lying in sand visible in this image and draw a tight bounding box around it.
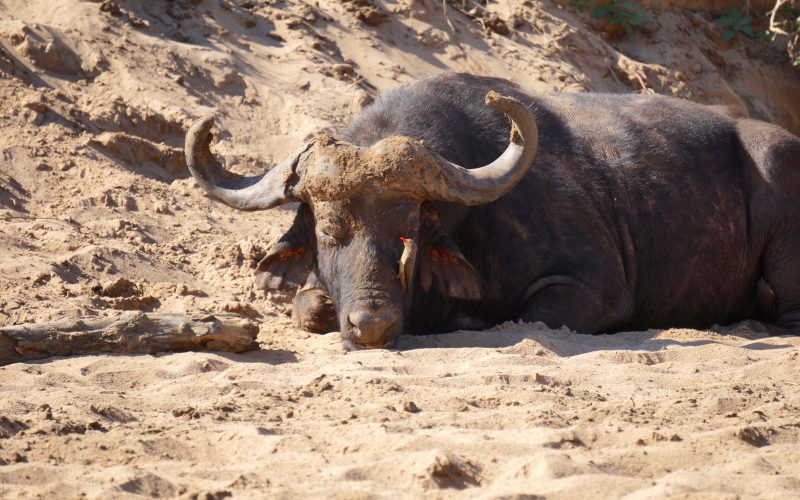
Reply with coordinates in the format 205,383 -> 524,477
185,72 -> 800,350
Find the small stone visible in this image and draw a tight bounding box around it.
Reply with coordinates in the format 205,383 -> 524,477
416,27 -> 450,48
354,89 -> 374,110
402,400 -> 420,413
737,427 -> 769,447
222,301 -> 259,318
331,63 -> 354,78
154,201 -> 170,214
116,195 -> 137,211
357,7 -> 387,26
87,421 -> 105,431
129,14 -> 149,29
23,97 -> 47,112
22,109 -> 45,126
193,491 -> 232,500
486,14 -> 509,36
93,277 -> 139,298
100,0 -> 122,15
100,193 -> 117,207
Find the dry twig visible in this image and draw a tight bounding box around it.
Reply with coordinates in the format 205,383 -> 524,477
443,0 -> 456,33
767,0 -> 798,65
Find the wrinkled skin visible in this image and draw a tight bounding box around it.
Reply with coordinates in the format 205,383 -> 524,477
268,196 -> 481,349
312,195 -> 419,348
251,137 -> 484,349
188,72 -> 800,349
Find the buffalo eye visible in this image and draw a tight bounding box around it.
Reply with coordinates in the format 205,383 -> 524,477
318,229 -> 340,245
317,223 -> 353,245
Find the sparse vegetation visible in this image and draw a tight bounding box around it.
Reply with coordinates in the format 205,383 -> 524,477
569,0 -> 646,36
567,1 -> 797,68
591,0 -> 645,35
715,8 -> 756,41
768,0 -> 800,66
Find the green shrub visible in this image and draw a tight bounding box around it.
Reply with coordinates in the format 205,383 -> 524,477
715,8 -> 756,41
568,0 -> 645,36
590,0 -> 646,35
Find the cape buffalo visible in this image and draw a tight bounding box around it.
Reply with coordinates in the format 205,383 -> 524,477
185,72 -> 800,349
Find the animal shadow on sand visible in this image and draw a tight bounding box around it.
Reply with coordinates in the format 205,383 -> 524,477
392,320 -> 795,357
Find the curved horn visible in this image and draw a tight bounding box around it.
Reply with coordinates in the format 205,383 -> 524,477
184,116 -> 308,211
421,91 -> 538,206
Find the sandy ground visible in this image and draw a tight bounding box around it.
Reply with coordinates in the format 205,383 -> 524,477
1,0 -> 800,497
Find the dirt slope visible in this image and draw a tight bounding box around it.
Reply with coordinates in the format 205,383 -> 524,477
1,0 -> 799,498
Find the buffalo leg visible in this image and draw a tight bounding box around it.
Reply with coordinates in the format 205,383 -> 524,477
444,307 -> 493,332
762,230 -> 800,333
516,274 -> 633,333
740,122 -> 800,334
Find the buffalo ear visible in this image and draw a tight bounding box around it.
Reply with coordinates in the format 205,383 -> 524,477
419,236 -> 481,301
255,241 -> 313,290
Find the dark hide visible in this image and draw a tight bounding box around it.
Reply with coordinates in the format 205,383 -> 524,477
417,206 -> 481,303
264,72 -> 800,343
255,204 -> 315,290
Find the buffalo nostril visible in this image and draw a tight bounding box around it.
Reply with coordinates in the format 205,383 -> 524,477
347,306 -> 399,345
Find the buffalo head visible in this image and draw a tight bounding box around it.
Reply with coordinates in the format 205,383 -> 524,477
185,91 -> 538,349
